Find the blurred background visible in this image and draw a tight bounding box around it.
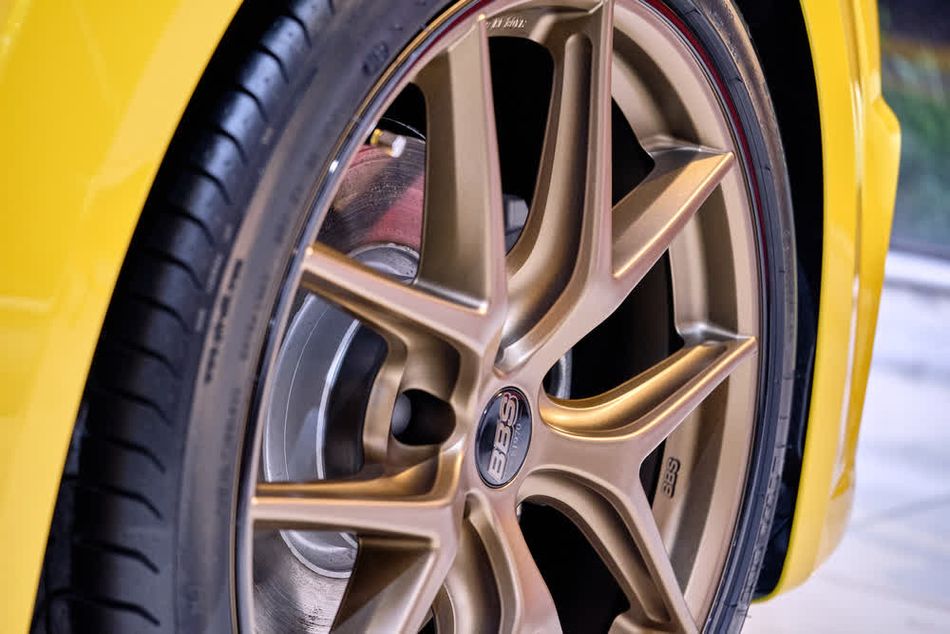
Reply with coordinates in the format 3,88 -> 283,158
747,1 -> 950,631
880,0 -> 950,254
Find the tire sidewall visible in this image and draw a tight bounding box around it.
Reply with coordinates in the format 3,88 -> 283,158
656,1 -> 797,631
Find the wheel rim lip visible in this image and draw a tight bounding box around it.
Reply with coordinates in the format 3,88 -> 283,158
614,0 -> 765,619
234,0 -> 768,630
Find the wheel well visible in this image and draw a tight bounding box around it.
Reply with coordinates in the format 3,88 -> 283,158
729,0 -> 824,596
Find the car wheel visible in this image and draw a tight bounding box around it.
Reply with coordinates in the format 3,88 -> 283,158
35,0 -> 796,632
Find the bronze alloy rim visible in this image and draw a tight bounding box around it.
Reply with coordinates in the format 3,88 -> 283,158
239,0 -> 763,631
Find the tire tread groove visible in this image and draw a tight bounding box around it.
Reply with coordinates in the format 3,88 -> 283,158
72,537 -> 161,575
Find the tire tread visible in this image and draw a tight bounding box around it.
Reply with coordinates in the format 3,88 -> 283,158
32,3 -> 334,631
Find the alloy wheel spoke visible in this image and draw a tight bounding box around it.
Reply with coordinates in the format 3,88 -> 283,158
500,1 -> 614,369
525,475 -> 687,630
360,351 -> 409,466
433,520 -> 502,632
612,143 -> 735,289
414,17 -> 508,315
619,485 -> 698,633
332,535 -> 457,633
301,244 -> 492,354
251,452 -> 461,537
471,501 -> 563,633
523,143 -> 735,378
524,336 -> 755,629
533,337 -> 757,486
623,336 -> 757,456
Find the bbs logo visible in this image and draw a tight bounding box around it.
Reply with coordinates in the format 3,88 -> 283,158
476,386 -> 531,487
486,391 -> 520,483
661,457 -> 681,498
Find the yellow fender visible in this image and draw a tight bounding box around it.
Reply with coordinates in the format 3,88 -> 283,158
0,2 -> 240,630
769,0 -> 901,596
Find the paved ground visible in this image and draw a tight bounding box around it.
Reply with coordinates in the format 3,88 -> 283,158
745,251 -> 950,632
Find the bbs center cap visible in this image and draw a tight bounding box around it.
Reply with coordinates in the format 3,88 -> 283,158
475,387 -> 532,487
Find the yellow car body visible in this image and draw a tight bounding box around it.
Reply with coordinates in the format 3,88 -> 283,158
0,0 -> 899,631
769,0 -> 901,598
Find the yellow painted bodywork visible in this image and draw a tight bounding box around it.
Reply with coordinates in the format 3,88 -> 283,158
0,0 -> 898,629
768,0 -> 901,596
0,2 -> 241,631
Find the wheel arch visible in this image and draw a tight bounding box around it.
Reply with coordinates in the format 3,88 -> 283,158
734,0 -> 901,599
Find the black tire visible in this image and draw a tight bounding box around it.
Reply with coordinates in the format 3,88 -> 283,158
663,2 -> 797,631
33,0 -> 798,632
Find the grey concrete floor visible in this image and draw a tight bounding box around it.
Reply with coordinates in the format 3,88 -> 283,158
745,252 -> 950,632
